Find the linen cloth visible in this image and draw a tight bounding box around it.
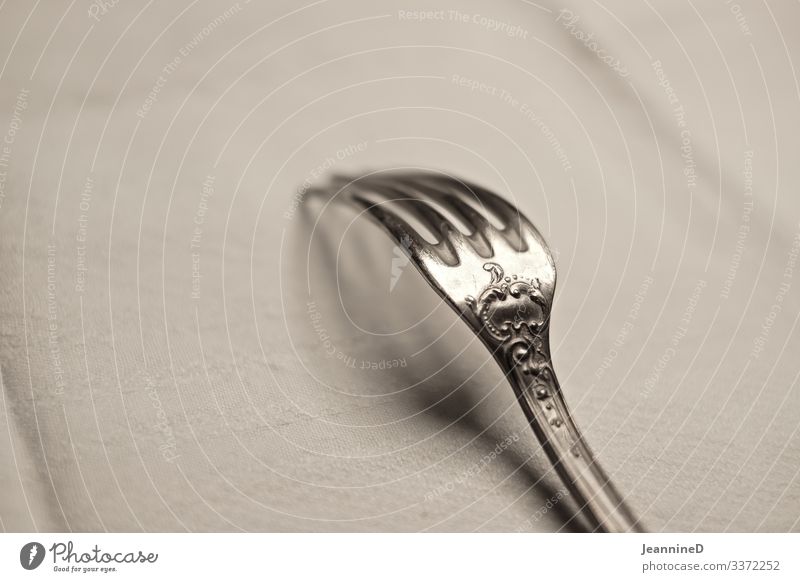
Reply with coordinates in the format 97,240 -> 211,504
1,0 -> 799,531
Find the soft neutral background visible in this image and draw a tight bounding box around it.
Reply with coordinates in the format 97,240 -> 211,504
1,0 -> 799,532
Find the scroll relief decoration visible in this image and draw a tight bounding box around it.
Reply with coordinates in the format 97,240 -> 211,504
465,262 -> 554,383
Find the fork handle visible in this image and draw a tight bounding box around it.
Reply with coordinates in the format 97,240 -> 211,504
500,346 -> 644,532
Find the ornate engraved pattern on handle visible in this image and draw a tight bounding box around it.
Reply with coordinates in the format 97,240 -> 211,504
466,262 -> 579,452
465,262 -> 553,380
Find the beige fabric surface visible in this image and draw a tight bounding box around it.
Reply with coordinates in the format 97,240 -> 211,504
1,0 -> 799,532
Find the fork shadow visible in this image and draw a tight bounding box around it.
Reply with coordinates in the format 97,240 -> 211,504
295,193 -> 589,532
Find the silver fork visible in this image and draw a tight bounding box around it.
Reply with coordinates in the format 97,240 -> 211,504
321,170 -> 643,532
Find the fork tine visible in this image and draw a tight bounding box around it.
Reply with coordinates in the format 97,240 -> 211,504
360,174 -> 495,258
356,180 -> 453,238
348,191 -> 453,266
406,177 -> 497,255
425,192 -> 495,258
453,181 -> 532,252
349,179 -> 466,264
418,173 -> 539,252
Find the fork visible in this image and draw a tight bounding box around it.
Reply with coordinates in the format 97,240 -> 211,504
320,170 -> 644,532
